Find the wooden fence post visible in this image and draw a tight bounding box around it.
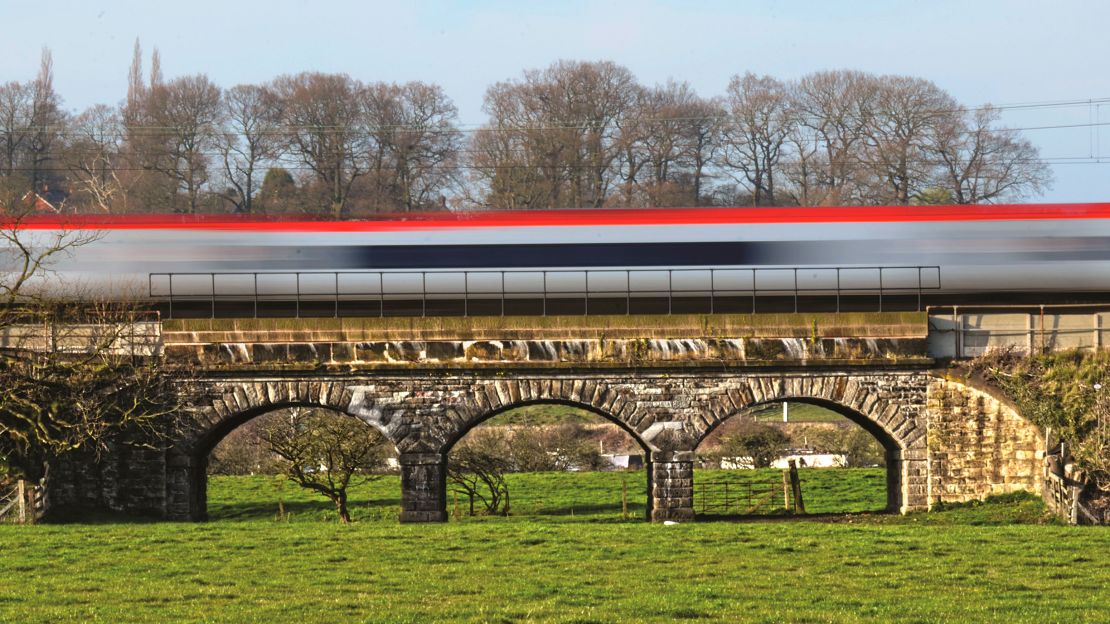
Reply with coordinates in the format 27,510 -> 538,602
788,460 -> 806,514
782,470 -> 791,510
620,475 -> 629,521
17,480 -> 26,524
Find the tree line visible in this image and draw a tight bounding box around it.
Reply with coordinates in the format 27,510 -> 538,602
0,43 -> 1051,217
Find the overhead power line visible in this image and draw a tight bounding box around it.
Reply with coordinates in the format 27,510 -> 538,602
3,96 -> 1110,137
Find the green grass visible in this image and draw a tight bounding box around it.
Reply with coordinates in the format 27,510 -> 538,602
207,469 -> 887,523
749,401 -> 848,423
208,471 -> 648,523
694,467 -> 889,515
1,472 -> 1107,623
483,404 -> 604,426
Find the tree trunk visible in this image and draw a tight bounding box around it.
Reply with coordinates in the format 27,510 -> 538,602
334,492 -> 350,524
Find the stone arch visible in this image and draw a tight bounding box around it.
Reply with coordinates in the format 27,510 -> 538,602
168,379 -> 402,521
437,378 -> 653,455
695,374 -> 929,513
175,379 -> 415,453
427,378 -> 657,521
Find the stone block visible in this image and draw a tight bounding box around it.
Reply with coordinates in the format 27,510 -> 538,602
330,342 -> 356,363
652,496 -> 694,509
399,510 -> 448,523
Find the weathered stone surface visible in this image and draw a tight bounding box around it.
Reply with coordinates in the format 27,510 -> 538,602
925,377 -> 1044,505
52,364 -> 1043,523
166,335 -> 930,368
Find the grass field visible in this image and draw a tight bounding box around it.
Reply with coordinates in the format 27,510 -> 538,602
749,401 -> 850,423
1,471 -> 1107,623
206,468 -> 887,522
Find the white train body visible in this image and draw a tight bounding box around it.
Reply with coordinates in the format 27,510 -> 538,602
8,204 -> 1110,312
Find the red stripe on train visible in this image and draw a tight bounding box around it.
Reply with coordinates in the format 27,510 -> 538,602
6,203 -> 1110,231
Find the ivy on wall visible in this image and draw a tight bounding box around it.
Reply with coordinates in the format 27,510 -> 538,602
973,350 -> 1110,490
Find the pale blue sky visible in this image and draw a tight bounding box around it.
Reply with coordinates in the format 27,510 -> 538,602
2,0 -> 1108,201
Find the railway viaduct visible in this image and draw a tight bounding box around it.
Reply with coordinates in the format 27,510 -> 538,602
50,311 -> 1047,522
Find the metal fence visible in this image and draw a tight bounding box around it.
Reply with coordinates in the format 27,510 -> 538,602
0,310 -> 162,356
149,265 -> 941,319
927,304 -> 1110,358
696,477 -> 790,515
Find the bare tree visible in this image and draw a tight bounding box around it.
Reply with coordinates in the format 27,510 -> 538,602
124,39 -> 144,129
215,84 -> 282,214
0,207 -> 175,484
360,81 -> 461,212
0,80 -> 32,205
144,75 -> 222,213
712,420 -> 791,469
0,302 -> 175,484
448,428 -> 512,516
467,85 -> 558,209
470,60 -> 640,209
614,81 -> 723,207
780,117 -> 823,206
503,423 -> 603,472
791,70 -> 876,205
260,407 -> 390,523
930,105 -> 1052,204
118,40 -> 167,213
723,73 -> 794,206
25,48 -> 66,199
860,75 -> 958,204
65,105 -> 128,212
270,72 -> 368,218
686,96 -> 727,206
208,414 -> 283,475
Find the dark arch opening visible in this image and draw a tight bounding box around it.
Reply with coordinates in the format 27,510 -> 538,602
442,399 -> 654,521
695,397 -> 903,516
190,401 -> 398,521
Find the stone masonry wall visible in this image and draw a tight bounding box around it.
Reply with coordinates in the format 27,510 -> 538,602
51,368 -> 1045,522
925,377 -> 1045,504
157,369 -> 936,521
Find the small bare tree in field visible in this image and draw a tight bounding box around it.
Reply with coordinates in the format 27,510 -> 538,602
448,428 -> 512,516
260,407 -> 391,523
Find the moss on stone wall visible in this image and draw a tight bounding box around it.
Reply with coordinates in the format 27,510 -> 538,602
970,350 -> 1110,490
164,311 -> 926,342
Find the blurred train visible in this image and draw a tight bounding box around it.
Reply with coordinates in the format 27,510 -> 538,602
6,203 -> 1110,317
